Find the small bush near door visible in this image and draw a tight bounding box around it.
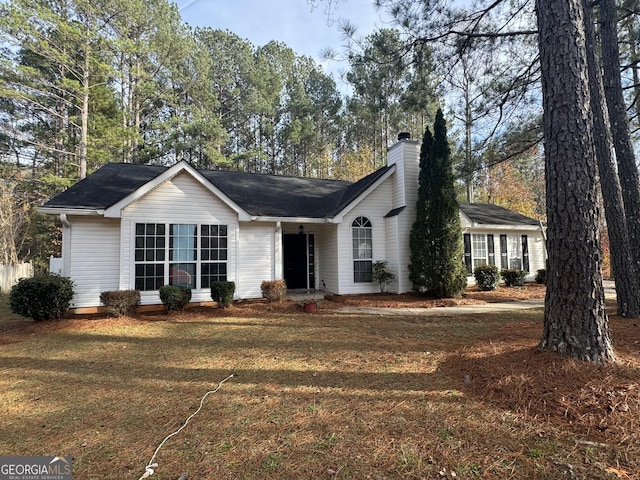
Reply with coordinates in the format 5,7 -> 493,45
211,281 -> 235,308
159,285 -> 192,311
261,280 -> 287,302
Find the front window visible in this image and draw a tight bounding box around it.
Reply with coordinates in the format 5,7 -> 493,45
472,234 -> 488,270
135,223 -> 165,291
170,224 -> 196,288
352,216 -> 372,283
200,225 -> 228,288
135,223 -> 228,291
507,235 -> 523,270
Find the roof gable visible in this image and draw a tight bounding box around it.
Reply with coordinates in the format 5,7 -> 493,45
102,161 -> 250,219
329,166 -> 394,217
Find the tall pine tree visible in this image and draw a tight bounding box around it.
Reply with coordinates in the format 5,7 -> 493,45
409,108 -> 467,297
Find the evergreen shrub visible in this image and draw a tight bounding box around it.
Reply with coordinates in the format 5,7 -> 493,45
261,280 -> 287,302
159,285 -> 192,311
408,109 -> 467,298
474,264 -> 501,291
100,290 -> 140,317
9,273 -> 74,321
372,261 -> 396,293
501,269 -> 527,287
211,281 -> 235,308
535,269 -> 547,284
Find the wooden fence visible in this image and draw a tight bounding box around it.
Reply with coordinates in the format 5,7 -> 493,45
0,263 -> 34,295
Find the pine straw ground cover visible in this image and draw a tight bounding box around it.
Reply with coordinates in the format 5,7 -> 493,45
0,285 -> 638,480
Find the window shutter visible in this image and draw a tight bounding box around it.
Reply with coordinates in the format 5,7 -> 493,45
522,235 -> 530,272
463,234 -> 472,274
487,235 -> 495,265
500,234 -> 508,269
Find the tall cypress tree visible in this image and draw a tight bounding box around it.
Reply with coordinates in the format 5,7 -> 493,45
409,108 -> 467,297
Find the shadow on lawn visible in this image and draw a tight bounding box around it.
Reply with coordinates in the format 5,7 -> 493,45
0,352 -> 451,393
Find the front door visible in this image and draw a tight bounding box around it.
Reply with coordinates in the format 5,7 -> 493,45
283,233 -> 313,289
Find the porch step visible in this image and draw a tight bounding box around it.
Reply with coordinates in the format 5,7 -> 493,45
286,290 -> 326,302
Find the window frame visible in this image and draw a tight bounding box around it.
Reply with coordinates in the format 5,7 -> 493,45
352,216 -> 373,283
134,222 -> 228,291
471,233 -> 488,270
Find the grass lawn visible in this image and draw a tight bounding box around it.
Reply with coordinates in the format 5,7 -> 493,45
0,291 -> 638,479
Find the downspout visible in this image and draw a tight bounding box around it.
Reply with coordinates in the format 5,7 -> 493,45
60,213 -> 70,228
275,221 -> 282,280
235,225 -> 240,299
60,214 -> 71,278
539,220 -> 548,261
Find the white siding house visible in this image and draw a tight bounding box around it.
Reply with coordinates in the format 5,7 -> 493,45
40,134 -> 546,311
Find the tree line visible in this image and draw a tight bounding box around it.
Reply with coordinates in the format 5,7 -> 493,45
0,0 -> 440,182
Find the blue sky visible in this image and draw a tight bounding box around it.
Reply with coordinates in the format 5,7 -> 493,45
173,0 -> 392,91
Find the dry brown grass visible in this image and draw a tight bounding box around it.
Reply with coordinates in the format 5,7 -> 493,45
0,285 -> 638,480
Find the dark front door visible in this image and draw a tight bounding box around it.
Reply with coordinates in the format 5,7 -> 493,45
284,234 -> 308,289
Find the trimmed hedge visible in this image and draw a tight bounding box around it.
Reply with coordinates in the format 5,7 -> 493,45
261,280 -> 287,302
100,290 -> 140,317
501,269 -> 527,287
159,285 -> 192,311
474,264 -> 501,291
535,269 -> 547,284
211,281 -> 235,308
9,273 -> 74,321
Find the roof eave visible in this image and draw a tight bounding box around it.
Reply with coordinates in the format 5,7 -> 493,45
463,224 -> 542,231
247,216 -> 335,224
38,206 -> 104,216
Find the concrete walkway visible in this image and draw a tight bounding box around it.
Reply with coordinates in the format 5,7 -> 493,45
337,299 -> 545,317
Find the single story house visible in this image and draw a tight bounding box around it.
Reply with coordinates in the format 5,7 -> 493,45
40,134 -> 547,311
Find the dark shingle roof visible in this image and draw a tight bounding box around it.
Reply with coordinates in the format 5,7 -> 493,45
43,162 -> 392,219
43,163 -> 166,210
385,206 -> 406,218
460,202 -> 539,226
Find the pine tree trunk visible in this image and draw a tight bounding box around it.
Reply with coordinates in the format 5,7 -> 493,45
600,0 -> 640,277
79,28 -> 90,180
583,0 -> 640,317
536,0 -> 614,362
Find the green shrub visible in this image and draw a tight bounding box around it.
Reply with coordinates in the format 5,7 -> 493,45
473,264 -> 501,291
535,269 -> 547,284
211,281 -> 235,308
261,280 -> 287,302
501,269 -> 527,287
100,290 -> 140,317
159,285 -> 192,311
9,273 -> 74,321
372,261 -> 396,293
